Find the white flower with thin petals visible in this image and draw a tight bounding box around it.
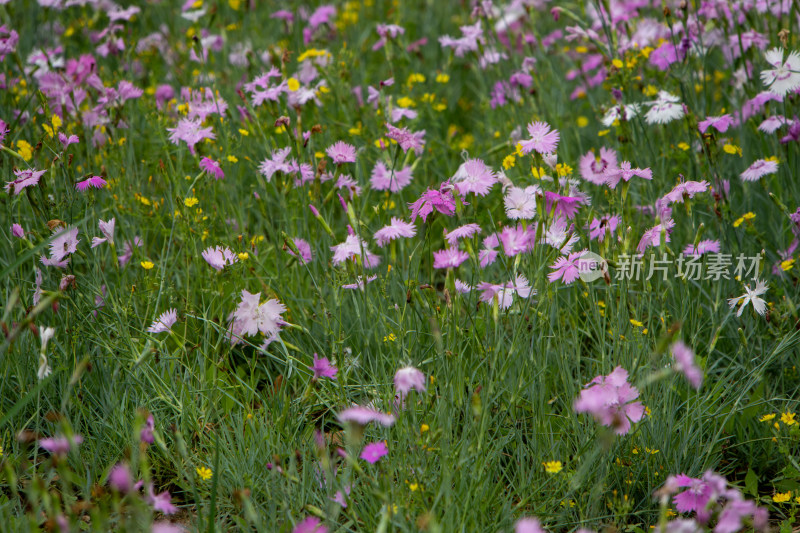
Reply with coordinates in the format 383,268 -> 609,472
504,185 -> 539,220
91,218 -> 115,248
760,48 -> 800,96
728,279 -> 768,317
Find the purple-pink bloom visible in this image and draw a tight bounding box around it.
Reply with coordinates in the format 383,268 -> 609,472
445,223 -> 481,246
604,162 -> 653,189
516,518 -> 546,533
504,186 -> 539,220
408,183 -> 457,222
637,219 -> 675,254
519,121 -> 559,154
91,218 -> 115,248
548,250 -> 588,285
698,114 -> 733,133
108,463 -> 133,493
740,159 -> 778,182
202,245 -> 238,271
11,223 -> 24,239
338,406 -> 396,427
451,158 -> 496,196
76,176 -> 107,191
544,191 -> 586,219
671,341 -> 702,389
370,161 -> 414,192
167,118 -> 215,155
587,215 -> 621,242
683,240 -> 721,257
331,234 -> 381,268
147,309 -> 178,334
259,148 -> 295,181
309,354 -> 338,380
386,123 -> 426,155
579,148 -> 618,185
360,441 -> 388,464
5,168 -> 46,196
395,366 -> 426,398
148,485 -> 178,515
200,157 -> 224,179
433,248 -> 469,269
477,275 -> 533,310
39,434 -> 83,456
228,289 -> 287,343
50,227 -> 80,262
293,516 -> 328,533
59,133 -> 80,148
140,414 -> 155,443
326,141 -> 357,164
374,217 -> 416,247
573,366 -> 645,435
287,238 -> 313,263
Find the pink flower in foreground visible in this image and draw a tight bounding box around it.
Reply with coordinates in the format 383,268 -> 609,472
202,245 -> 238,271
91,218 -> 116,248
579,148 -> 618,185
228,289 -> 287,343
5,168 -> 46,195
338,406 -> 396,427
39,434 -> 83,456
293,516 -> 328,533
408,182 -> 457,222
360,441 -> 388,464
698,114 -> 733,133
326,141 -> 357,164
544,191 -> 586,219
683,240 -> 721,256
374,217 -> 416,247
573,366 -> 645,435
76,176 -> 107,191
670,341 -> 702,389
548,250 -> 588,285
433,248 -> 469,269
504,185 -> 539,220
309,354 -> 337,380
50,227 -> 80,262
200,157 -> 224,179
147,309 -> 178,334
519,121 -> 559,154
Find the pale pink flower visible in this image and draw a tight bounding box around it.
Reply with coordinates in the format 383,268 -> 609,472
147,309 -> 178,333
370,161 -> 413,192
394,366 -> 426,399
202,245 -> 238,271
574,366 -> 645,435
519,121 -> 559,154
331,234 -> 381,268
228,289 -> 287,343
683,240 -> 721,256
326,141 -> 357,164
548,250 -> 588,285
385,123 -> 426,154
579,148 -> 618,185
91,218 -> 115,248
444,223 -> 481,246
698,114 -> 733,133
5,168 -> 46,195
604,161 -> 653,189
740,158 -> 778,182
338,406 -> 396,427
451,158 -> 496,196
504,186 -> 539,220
374,217 -> 416,247
671,341 -> 702,389
433,248 -> 469,269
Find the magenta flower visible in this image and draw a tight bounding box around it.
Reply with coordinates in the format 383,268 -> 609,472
147,309 -> 178,334
433,248 -> 469,269
338,406 -> 396,427
374,217 -> 416,247
604,161 -> 653,189
499,225 -> 534,257
360,441 -> 388,464
574,366 -> 645,435
108,463 -> 133,493
39,434 -> 83,456
11,223 -> 24,239
683,240 -> 721,257
370,162 -> 414,192
698,114 -> 733,133
658,180 -> 710,209
579,148 -> 618,185
331,234 -> 381,268
408,183 -> 457,222
670,341 -> 702,389
587,215 -> 621,242
293,516 -> 328,533
200,157 -> 224,179
394,366 -> 426,399
140,414 -> 155,444
451,158 -> 496,196
519,121 -> 559,154
5,168 -> 46,196
75,176 -> 107,191
740,158 -> 778,182
309,354 -> 337,380
326,141 -> 357,164
287,238 -> 313,263
167,118 -> 215,155
386,123 -> 426,155
548,250 -> 588,285
202,245 -> 238,271
544,191 -> 586,219
59,132 -> 80,148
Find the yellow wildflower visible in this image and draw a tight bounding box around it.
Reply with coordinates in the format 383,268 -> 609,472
773,492 -> 791,503
759,413 -> 776,422
140,261 -> 154,270
196,466 -> 213,481
184,197 -> 199,207
780,412 -> 797,426
543,461 -> 563,474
